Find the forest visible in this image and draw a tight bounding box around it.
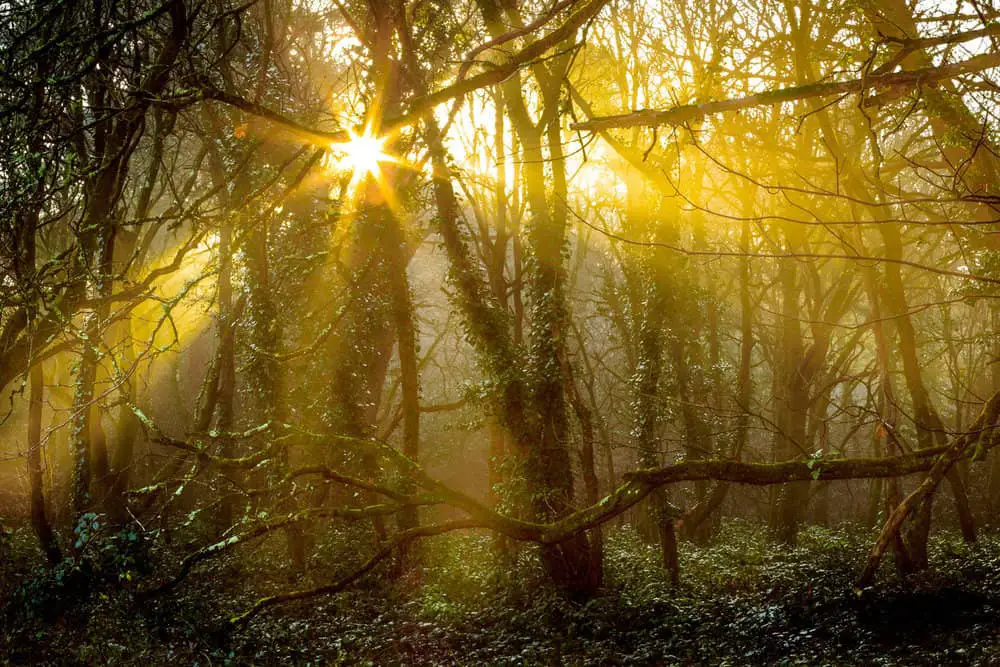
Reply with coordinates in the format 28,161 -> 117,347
1,0 -> 1000,663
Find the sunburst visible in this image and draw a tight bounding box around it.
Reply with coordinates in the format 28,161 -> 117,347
330,129 -> 396,178
325,125 -> 408,215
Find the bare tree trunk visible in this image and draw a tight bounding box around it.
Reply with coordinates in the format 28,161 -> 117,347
214,217 -> 237,533
860,258 -> 913,573
105,229 -> 140,526
686,218 -> 754,536
866,426 -> 884,529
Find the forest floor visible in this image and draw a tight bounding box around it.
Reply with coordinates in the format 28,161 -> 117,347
3,520 -> 1000,665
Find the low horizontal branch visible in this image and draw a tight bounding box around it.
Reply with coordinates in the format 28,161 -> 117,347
219,444 -> 966,625
130,400 -> 1000,616
218,399 -> 1000,626
626,450 -> 945,486
132,405 -> 998,552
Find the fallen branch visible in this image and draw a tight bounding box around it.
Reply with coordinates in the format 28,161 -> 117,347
138,408 -> 1000,550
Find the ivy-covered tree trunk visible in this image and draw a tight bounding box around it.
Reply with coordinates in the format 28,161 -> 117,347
521,116 -> 593,594
246,208 -> 307,570
327,205 -> 396,544
631,270 -> 678,584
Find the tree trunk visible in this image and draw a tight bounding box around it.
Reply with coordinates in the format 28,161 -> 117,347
878,223 -> 976,550
771,254 -> 809,544
28,362 -> 61,564
105,229 -> 140,526
381,205 -> 421,537
990,305 -> 1000,521
215,217 -> 238,533
70,326 -> 98,518
566,358 -> 604,588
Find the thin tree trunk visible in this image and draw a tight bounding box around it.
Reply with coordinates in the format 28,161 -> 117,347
71,327 -> 98,518
105,229 -> 140,525
990,305 -> 1000,520
878,223 -> 976,551
28,361 -> 61,564
215,217 -> 237,533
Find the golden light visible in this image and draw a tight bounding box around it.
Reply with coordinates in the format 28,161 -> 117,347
323,126 -> 409,215
329,130 -> 396,178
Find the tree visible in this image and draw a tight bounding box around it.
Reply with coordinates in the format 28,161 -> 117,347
2,0 -> 1000,623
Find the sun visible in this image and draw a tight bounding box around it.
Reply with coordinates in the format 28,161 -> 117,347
324,125 -> 409,215
329,130 -> 395,178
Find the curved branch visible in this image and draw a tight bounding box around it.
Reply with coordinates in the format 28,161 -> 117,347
286,465 -> 424,505
143,504 -> 412,596
229,519 -> 484,627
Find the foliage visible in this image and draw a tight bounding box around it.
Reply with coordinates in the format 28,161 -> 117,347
4,522 -> 1000,664
5,514 -> 152,624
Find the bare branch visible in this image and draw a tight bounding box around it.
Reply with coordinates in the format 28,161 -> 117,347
571,52 -> 1000,132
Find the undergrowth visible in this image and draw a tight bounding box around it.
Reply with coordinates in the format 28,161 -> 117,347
3,520 -> 1000,665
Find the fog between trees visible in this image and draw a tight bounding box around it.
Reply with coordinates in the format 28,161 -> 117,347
2,0 -> 1000,641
